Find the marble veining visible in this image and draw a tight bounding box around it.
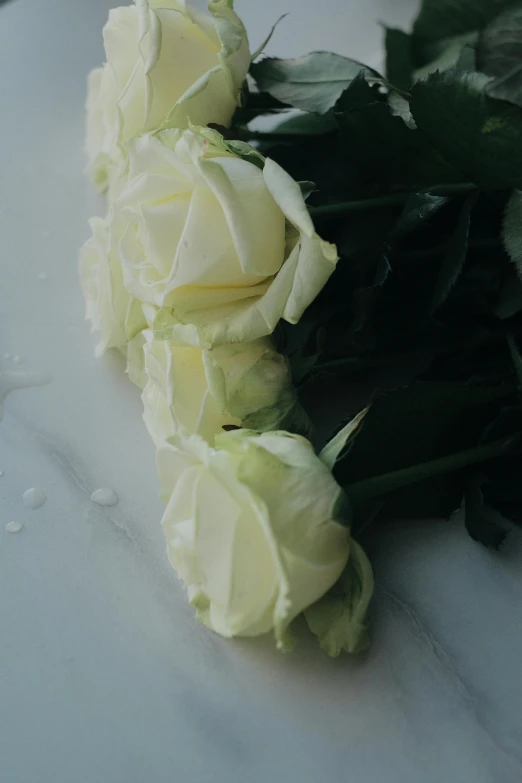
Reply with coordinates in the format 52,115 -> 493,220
0,370 -> 52,421
1,1 -> 522,782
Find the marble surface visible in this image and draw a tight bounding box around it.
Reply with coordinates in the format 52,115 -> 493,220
1,1 -> 522,781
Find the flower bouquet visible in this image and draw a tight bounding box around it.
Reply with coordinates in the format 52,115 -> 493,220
81,0 -> 522,656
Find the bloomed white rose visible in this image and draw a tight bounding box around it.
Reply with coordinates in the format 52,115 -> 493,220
126,323 -> 305,447
79,216 -> 146,356
111,127 -> 338,347
157,429 -> 351,646
86,0 -> 250,190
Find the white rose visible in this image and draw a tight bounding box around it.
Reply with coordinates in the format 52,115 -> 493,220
126,323 -> 306,446
79,216 -> 146,356
157,429 -> 350,647
112,127 -> 338,347
86,0 -> 250,190
126,329 -> 149,389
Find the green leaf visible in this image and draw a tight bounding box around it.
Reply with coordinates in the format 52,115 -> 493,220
333,381 -> 514,519
503,190 -> 522,278
464,474 -> 507,548
456,42 -> 478,72
349,256 -> 391,351
478,4 -> 522,108
337,92 -> 463,187
298,180 -> 316,200
251,13 -> 288,62
270,110 -> 338,135
388,91 -> 417,128
393,192 -> 450,239
430,193 -> 476,312
335,70 -> 383,112
413,32 -> 478,80
304,540 -> 373,656
486,68 -> 522,108
410,70 -> 522,189
320,407 -> 369,470
385,28 -> 414,90
413,0 -> 513,45
250,53 -> 378,114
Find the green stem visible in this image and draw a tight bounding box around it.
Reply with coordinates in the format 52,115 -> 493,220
507,334 -> 522,388
345,436 -> 515,506
308,183 -> 477,220
396,236 -> 501,264
237,129 -> 306,142
312,356 -> 392,374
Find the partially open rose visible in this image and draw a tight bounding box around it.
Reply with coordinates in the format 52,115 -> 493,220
126,324 -> 307,446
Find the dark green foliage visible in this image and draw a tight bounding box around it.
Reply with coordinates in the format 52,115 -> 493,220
333,382 -> 515,520
410,70 -> 522,189
413,0 -> 514,50
385,28 -> 415,90
477,3 -> 522,107
236,1 -> 522,544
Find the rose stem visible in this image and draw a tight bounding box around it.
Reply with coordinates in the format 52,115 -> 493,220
345,436 -> 518,506
308,183 -> 477,220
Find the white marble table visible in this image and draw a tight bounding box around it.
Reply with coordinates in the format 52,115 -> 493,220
1,1 -> 522,781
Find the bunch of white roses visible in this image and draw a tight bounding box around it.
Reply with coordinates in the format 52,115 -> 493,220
80,0 -> 373,655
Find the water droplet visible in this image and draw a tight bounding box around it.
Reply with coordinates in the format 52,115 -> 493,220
13,355 -> 22,365
23,488 -> 47,509
3,353 -> 11,360
6,521 -> 23,534
0,470 -> 3,476
37,272 -> 49,281
91,487 -> 119,507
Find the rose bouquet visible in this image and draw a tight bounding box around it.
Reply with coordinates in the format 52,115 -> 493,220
81,0 -> 522,656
